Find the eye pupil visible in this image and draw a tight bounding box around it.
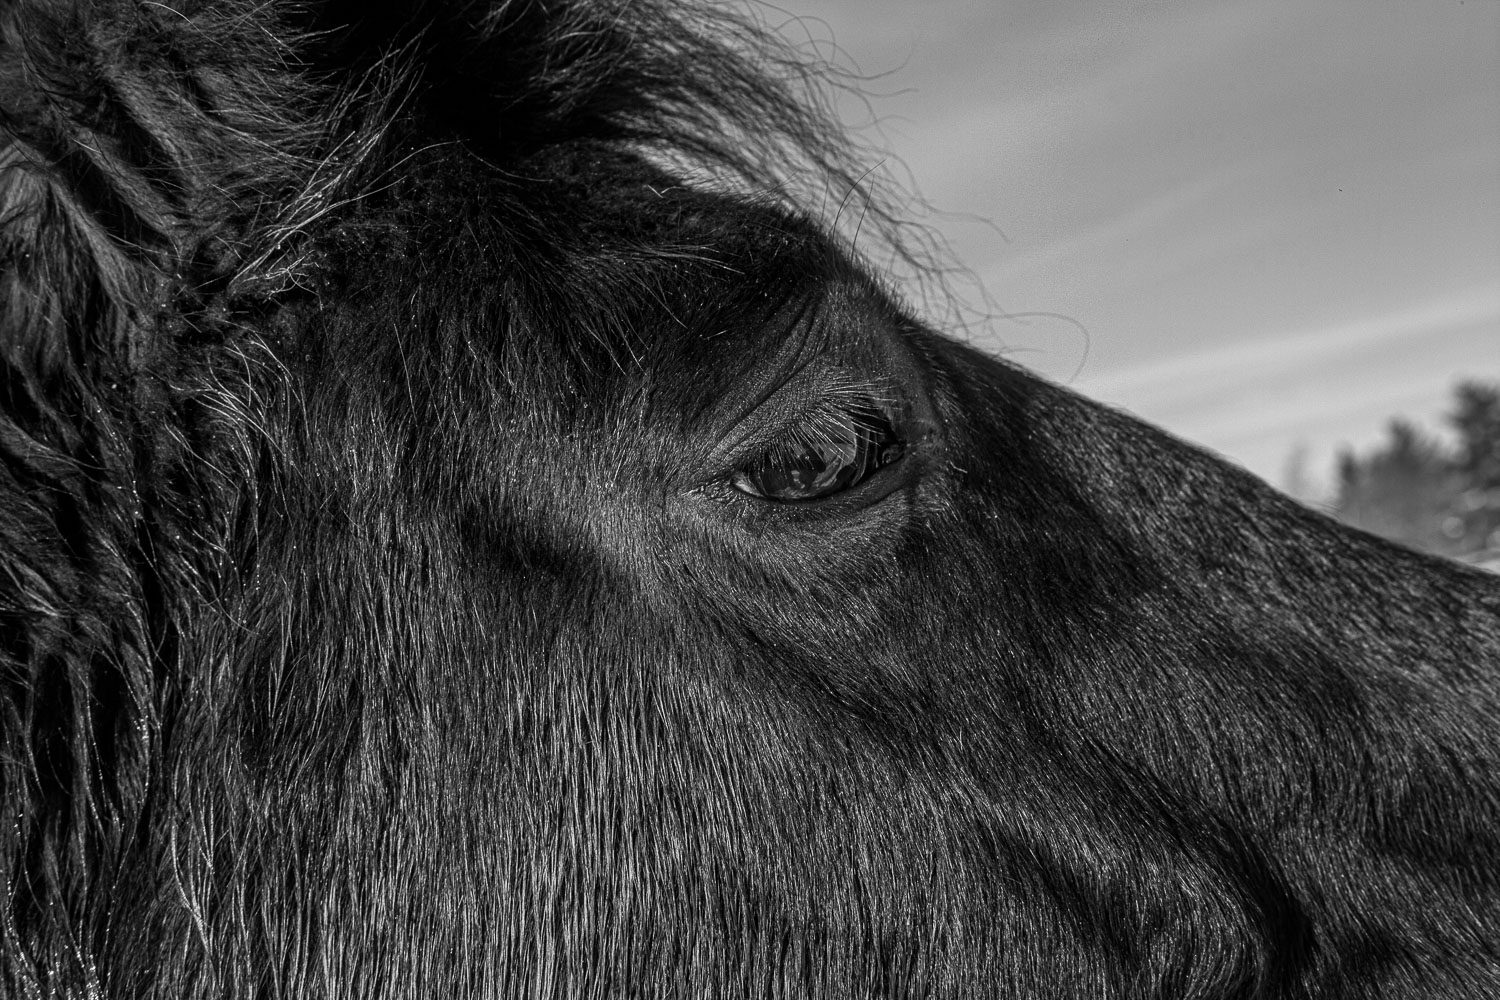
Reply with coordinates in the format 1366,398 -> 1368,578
734,407 -> 905,502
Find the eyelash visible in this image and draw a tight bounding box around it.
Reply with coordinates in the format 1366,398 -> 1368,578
730,397 -> 906,503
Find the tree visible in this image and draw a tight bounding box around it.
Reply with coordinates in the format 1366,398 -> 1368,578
1334,419 -> 1467,556
1448,381 -> 1500,553
1280,442 -> 1317,505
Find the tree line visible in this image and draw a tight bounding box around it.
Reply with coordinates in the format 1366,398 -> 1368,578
1332,381 -> 1500,562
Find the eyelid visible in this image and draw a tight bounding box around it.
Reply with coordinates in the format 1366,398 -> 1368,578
684,285 -> 942,506
705,370 -> 903,475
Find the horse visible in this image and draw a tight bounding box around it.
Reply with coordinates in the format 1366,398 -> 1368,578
2,1 -> 1497,996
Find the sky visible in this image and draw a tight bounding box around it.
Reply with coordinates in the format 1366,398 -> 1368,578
781,0 -> 1500,499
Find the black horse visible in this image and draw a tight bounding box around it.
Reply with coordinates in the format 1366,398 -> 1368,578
2,1 -> 1497,996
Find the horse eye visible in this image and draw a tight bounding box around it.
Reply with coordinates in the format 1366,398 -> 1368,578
732,406 -> 906,502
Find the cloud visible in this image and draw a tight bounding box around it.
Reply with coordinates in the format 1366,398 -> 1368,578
1077,290 -> 1500,400
1075,289 -> 1500,489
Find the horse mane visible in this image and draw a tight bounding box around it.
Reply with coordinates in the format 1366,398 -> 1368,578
1,0 -> 916,342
